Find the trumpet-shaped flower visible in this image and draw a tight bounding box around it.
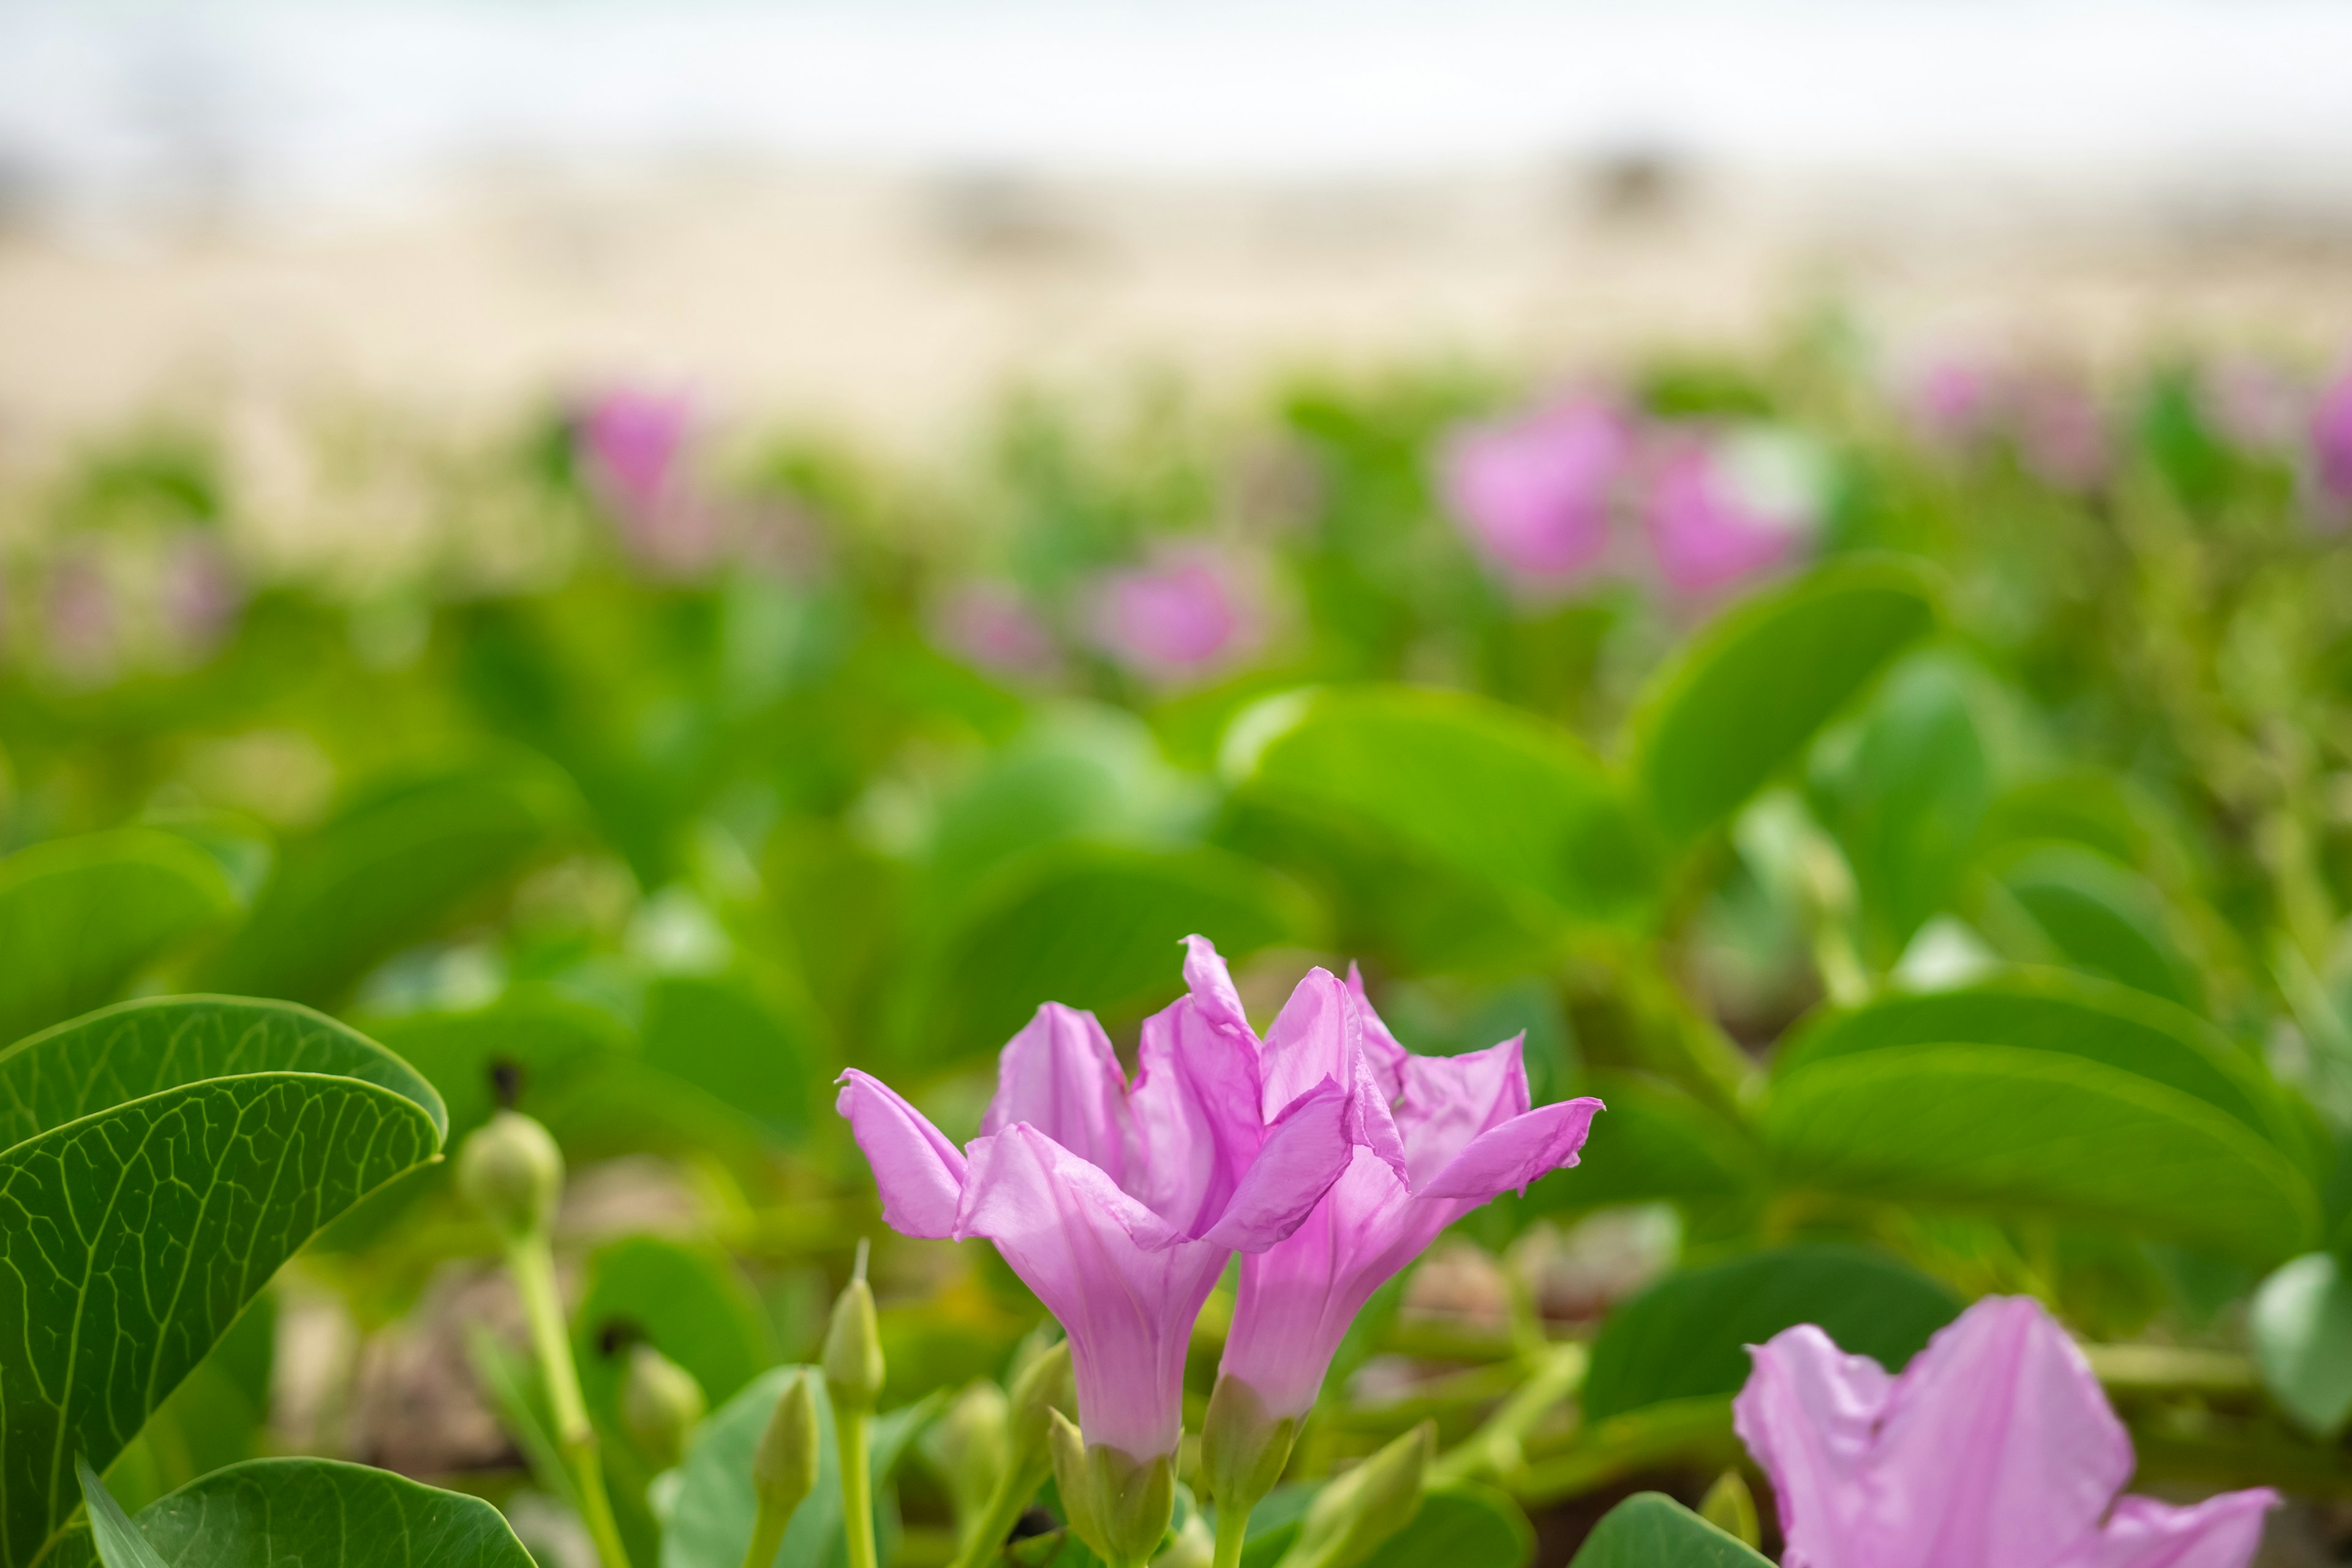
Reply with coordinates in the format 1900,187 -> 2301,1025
835,939 -> 1369,1464
1441,396 -> 1632,587
1088,552 -> 1257,682
2313,364 -> 2352,503
1735,1295 -> 2276,1568
1647,425 -> 1829,594
1215,968 -> 1602,1423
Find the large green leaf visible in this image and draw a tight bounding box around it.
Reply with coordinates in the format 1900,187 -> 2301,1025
637,974 -> 820,1142
1235,1485 -> 1533,1568
1583,1245 -> 1959,1422
914,843 -> 1319,1064
55,1458 -> 533,1568
574,1235 -> 776,1431
199,752 -> 580,1006
0,831 -> 237,1049
1989,845 -> 2201,1011
1774,971 -> 2309,1168
1764,1046 -> 2319,1263
1567,1493 -> 1770,1568
1631,557 -> 1937,843
0,996 -> 448,1152
1226,685 -> 1662,929
2,1062 -> 442,1568
359,994 -> 617,1150
1520,1072 -> 1762,1217
663,1366 -> 934,1568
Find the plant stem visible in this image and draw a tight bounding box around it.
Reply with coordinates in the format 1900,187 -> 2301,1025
946,1457 -> 1049,1568
510,1235 -> 633,1568
740,1508 -> 790,1568
1210,1503 -> 1251,1568
838,1405 -> 877,1568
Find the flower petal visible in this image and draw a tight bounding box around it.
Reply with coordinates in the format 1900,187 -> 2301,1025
1732,1324 -> 1901,1568
1262,968 -> 1406,1176
1393,1036 -> 1534,1188
1200,1075 -> 1355,1251
835,1069 -> 968,1239
1182,933 -> 1258,1047
1346,963 -> 1410,1102
982,1003 -> 1133,1186
2064,1490 -> 2277,1568
1415,1095 -> 1600,1200
1132,990 -> 1265,1234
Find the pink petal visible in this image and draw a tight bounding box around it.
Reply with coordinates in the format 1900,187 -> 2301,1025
1132,990 -> 1265,1235
1393,1036 -> 1534,1189
1261,968 -> 1406,1176
955,1123 -> 1225,1459
835,1069 -> 968,1239
1732,1324 -> 1902,1568
2064,1491 -> 2277,1568
1182,934 -> 1257,1047
1344,963 -> 1410,1102
1200,1076 -> 1355,1251
982,1003 -> 1134,1187
1415,1095 -> 1600,1200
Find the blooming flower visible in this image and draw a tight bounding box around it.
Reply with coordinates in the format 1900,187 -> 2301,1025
576,388 -> 724,575
835,938 -> 1367,1464
2312,364 -> 2352,504
1215,967 -> 1603,1423
935,581 -> 1060,677
1735,1294 -> 2276,1568
1088,552 -> 1256,682
1904,358 -> 2002,451
1646,426 -> 1830,594
2013,377 -> 2111,493
1440,397 -> 1632,587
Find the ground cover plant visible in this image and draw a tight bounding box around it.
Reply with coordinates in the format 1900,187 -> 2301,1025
6,339 -> 2352,1564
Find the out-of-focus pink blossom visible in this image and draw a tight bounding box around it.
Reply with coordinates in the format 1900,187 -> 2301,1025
1736,1295 -> 2275,1568
1439,398 -> 1632,586
160,532 -> 241,657
45,549 -> 117,682
2201,358 -> 2305,455
1646,426 -> 1830,594
1905,359 -> 2002,449
2014,378 -> 2110,492
1089,552 -> 1256,681
936,581 -> 1058,677
577,388 -> 725,576
2313,364 -> 2352,503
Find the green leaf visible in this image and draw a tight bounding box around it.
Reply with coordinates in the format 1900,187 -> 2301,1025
1989,845 -> 2201,1010
1519,1072 -> 1762,1217
2251,1253 -> 2352,1436
1227,685 -> 1662,929
1567,1493 -> 1771,1568
638,974 -> 820,1143
74,1461 -> 166,1568
362,994 -> 620,1149
2,1071 -> 442,1568
1583,1245 -> 1958,1422
0,995 -> 450,1152
1355,1486 -> 1532,1568
914,843 -> 1319,1065
200,752 -> 580,1007
662,1366 -> 932,1568
1774,971 -> 2309,1169
574,1235 -> 777,1431
100,1296 -> 275,1517
1631,557 -> 1938,843
54,1457 -> 534,1568
1764,1046 -> 2320,1264
0,831 -> 237,1049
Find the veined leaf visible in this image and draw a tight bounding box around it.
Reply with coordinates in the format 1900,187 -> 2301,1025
1,1072 -> 441,1568
72,1462 -> 165,1568
1989,844 -> 2203,1011
1631,557 -> 1937,843
53,1457 -> 533,1568
1568,1493 -> 1770,1568
1765,1046 -> 2319,1264
0,831 -> 237,1049
200,752 -> 580,1008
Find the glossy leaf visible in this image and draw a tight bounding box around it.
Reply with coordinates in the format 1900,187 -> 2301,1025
1227,684 -> 1662,929
1567,1493 -> 1771,1568
914,842 -> 1318,1064
1583,1245 -> 1959,1422
1,1061 -> 442,1568
74,1461 -> 166,1568
2250,1253 -> 2352,1437
1632,557 -> 1938,843
52,1457 -> 534,1568
200,752 -> 580,1007
0,831 -> 236,1049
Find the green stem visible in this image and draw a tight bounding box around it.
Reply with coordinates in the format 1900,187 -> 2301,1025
1210,1504 -> 1251,1568
838,1406 -> 877,1568
740,1507 -> 790,1568
510,1237 -> 633,1568
1427,1343 -> 1586,1490
947,1455 -> 1050,1568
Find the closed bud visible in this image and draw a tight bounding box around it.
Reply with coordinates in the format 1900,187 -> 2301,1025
1276,1421 -> 1433,1568
621,1344 -> 707,1472
456,1110 -> 564,1245
822,1275 -> 885,1412
753,1371 -> 821,1519
1049,1411 -> 1175,1568
1200,1376 -> 1297,1525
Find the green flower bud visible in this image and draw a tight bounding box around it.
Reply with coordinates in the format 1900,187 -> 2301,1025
1048,1410 -> 1175,1568
1698,1469 -> 1760,1548
1276,1421 -> 1433,1568
621,1343 -> 707,1472
1200,1376 -> 1297,1525
822,1275 -> 885,1413
742,1371 -> 820,1568
456,1110 -> 564,1245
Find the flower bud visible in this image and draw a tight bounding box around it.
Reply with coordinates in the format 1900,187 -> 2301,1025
822,1274 -> 886,1414
1698,1469 -> 1760,1549
621,1343 -> 707,1472
750,1371 -> 821,1536
930,1380 -> 1011,1526
1049,1410 -> 1175,1568
1277,1421 -> 1433,1568
456,1110 -> 564,1245
1200,1376 -> 1297,1525
1006,1339 -> 1075,1455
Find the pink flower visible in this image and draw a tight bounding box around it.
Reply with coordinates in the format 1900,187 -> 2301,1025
1647,426 -> 1830,595
2014,378 -> 2111,492
1440,398 -> 1632,586
935,581 -> 1059,677
577,388 -> 724,575
1905,359 -> 2002,450
1088,554 -> 1255,682
1736,1295 -> 2276,1568
159,532 -> 240,657
2201,358 -> 2305,456
835,938 -> 1368,1462
1216,967 -> 1602,1420
2313,364 -> 2352,502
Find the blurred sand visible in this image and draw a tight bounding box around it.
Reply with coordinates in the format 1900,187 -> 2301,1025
3,158 -> 2351,453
